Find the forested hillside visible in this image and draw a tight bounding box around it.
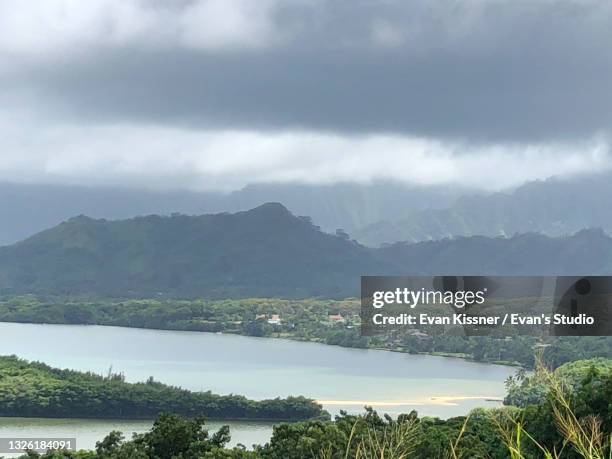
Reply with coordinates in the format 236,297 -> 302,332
0,203 -> 388,298
1,204 -> 612,298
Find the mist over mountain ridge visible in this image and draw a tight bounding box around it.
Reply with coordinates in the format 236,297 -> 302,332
356,172 -> 612,245
1,171 -> 611,250
0,181 -> 462,247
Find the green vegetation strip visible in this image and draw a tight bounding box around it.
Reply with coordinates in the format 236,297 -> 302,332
0,296 -> 610,369
0,356 -> 326,422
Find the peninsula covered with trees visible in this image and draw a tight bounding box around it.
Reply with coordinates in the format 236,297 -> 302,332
0,356 -> 326,422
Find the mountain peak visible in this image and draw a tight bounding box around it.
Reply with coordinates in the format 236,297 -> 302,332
240,202 -> 292,219
249,202 -> 290,213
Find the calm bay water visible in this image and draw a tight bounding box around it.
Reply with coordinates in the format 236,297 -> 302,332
0,322 -> 515,452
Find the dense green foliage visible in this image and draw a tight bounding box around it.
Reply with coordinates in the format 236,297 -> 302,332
11,360 -> 612,458
2,204 -> 612,298
517,361 -> 612,458
504,358 -> 612,407
1,296 -> 609,369
254,408 -> 511,459
0,356 -> 326,421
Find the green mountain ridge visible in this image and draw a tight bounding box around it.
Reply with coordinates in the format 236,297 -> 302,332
379,227 -> 612,276
0,203 -> 389,298
1,203 -> 611,298
0,181 -> 460,247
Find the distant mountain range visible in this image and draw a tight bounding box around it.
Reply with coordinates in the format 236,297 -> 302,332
379,227 -> 612,277
0,203 -> 610,299
356,173 -> 612,246
0,181 -> 460,247
2,172 -> 612,249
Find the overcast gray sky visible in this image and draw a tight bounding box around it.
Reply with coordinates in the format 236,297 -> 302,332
1,0 -> 611,191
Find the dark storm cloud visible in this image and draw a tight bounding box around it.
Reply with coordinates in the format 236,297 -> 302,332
0,0 -> 610,192
2,0 -> 612,142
